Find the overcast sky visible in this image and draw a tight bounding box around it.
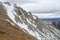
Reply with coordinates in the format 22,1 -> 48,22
0,0 -> 60,13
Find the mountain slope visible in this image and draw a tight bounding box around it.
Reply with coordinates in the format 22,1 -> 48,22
0,2 -> 37,40
0,2 -> 60,40
0,18 -> 36,40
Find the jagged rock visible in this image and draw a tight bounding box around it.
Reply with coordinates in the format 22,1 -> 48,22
0,2 -> 60,40
0,2 -> 36,40
52,22 -> 60,30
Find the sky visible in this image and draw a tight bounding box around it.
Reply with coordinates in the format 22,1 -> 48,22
0,0 -> 60,18
19,0 -> 60,13
0,0 -> 60,13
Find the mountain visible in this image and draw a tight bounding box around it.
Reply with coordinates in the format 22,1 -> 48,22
32,13 -> 60,21
52,22 -> 60,30
0,2 -> 36,40
40,18 -> 60,22
0,2 -> 60,40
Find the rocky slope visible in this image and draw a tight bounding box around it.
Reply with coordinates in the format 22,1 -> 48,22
0,2 -> 36,40
52,22 -> 60,30
0,18 -> 36,40
0,2 -> 60,40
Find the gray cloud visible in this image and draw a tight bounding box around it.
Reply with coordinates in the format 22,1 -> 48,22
5,0 -> 37,5
20,0 -> 60,13
0,0 -> 60,13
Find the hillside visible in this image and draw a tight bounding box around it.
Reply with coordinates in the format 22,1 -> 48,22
0,2 -> 36,40
0,2 -> 60,40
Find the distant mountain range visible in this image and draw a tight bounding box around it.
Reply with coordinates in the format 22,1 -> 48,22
32,13 -> 60,21
40,18 -> 60,22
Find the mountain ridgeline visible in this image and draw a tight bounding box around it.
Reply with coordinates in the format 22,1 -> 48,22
0,2 -> 60,40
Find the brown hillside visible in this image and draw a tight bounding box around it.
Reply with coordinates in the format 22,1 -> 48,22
0,19 -> 36,40
0,3 -> 37,40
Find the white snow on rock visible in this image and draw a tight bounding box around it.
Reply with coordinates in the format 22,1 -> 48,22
3,3 -> 38,39
3,3 -> 16,23
26,18 -> 37,28
2,2 -> 60,40
3,3 -> 29,31
33,15 -> 37,20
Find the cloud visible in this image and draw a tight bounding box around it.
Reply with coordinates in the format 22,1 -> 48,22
0,0 -> 6,2
20,0 -> 60,13
33,13 -> 60,18
4,0 -> 38,5
0,0 -> 60,13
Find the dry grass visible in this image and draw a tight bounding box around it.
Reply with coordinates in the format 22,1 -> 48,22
0,19 -> 36,40
0,3 -> 36,40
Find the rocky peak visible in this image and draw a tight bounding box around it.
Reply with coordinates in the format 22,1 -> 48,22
0,2 -> 60,40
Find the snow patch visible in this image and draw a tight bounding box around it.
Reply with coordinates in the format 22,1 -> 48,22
33,15 -> 37,20
17,22 -> 28,31
26,18 -> 37,28
3,3 -> 16,23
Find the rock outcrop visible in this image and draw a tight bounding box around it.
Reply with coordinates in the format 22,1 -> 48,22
0,2 -> 60,40
52,22 -> 60,30
0,2 -> 36,40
